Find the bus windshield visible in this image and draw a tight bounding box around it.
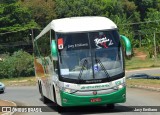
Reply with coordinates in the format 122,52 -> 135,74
57,30 -> 124,83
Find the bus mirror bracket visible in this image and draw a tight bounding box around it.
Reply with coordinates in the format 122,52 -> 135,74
120,35 -> 132,57
51,40 -> 58,60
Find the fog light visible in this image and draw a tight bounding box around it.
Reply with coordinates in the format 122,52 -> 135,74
63,98 -> 67,103
122,94 -> 126,98
64,88 -> 71,93
118,84 -> 123,89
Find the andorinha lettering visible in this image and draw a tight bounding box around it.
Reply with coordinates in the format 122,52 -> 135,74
81,84 -> 110,89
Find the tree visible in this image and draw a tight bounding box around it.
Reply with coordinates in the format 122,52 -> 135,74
19,0 -> 56,27
140,8 -> 160,57
0,2 -> 37,33
0,2 -> 37,53
132,0 -> 158,20
55,0 -> 112,18
0,0 -> 16,4
0,50 -> 34,78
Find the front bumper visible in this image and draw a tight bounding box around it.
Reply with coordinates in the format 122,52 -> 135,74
60,87 -> 126,107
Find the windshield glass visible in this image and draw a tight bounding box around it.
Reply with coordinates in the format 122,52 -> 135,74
56,30 -> 123,82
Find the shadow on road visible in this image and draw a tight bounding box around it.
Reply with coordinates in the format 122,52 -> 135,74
40,98 -> 134,114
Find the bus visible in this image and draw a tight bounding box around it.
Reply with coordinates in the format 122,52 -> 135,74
33,16 -> 131,111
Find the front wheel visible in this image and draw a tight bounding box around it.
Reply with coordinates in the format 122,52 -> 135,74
106,104 -> 115,110
57,105 -> 65,113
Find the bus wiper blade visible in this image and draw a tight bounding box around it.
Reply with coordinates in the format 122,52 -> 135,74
95,58 -> 110,79
78,59 -> 88,80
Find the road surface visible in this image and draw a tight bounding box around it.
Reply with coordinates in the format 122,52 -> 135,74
126,68 -> 160,77
0,68 -> 160,115
1,86 -> 160,115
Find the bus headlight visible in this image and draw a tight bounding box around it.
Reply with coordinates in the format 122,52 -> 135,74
62,87 -> 77,94
118,84 -> 123,89
114,83 -> 125,90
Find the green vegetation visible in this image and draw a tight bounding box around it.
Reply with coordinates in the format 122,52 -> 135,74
126,57 -> 160,70
0,0 -> 160,55
0,0 -> 160,79
127,79 -> 160,91
0,50 -> 34,78
0,76 -> 36,86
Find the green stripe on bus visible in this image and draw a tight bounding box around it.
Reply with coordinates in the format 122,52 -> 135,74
60,87 -> 126,107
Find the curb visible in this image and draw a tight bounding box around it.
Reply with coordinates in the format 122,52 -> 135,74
0,100 -> 17,115
126,67 -> 160,73
127,85 -> 160,92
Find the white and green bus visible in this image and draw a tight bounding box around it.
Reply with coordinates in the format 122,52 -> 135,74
33,16 -> 131,110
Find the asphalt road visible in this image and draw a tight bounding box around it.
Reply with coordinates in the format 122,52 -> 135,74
126,68 -> 160,77
1,86 -> 160,115
0,68 -> 160,115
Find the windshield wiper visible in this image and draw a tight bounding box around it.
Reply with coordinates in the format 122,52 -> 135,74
78,59 -> 88,80
95,58 -> 110,79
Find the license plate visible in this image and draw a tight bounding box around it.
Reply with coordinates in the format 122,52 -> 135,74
90,98 -> 101,102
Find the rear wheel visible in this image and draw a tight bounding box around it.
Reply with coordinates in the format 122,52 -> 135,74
41,94 -> 48,104
53,85 -> 57,104
38,82 -> 42,94
39,83 -> 48,104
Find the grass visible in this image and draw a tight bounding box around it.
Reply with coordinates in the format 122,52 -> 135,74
0,76 -> 36,86
125,57 -> 160,70
127,79 -> 160,91
1,75 -> 160,92
1,47 -> 160,88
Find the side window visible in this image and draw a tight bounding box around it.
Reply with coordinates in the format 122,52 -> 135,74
37,31 -> 51,57
51,30 -> 58,72
33,41 -> 40,58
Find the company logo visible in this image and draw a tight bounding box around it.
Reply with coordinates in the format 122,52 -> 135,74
94,37 -> 109,49
81,84 -> 110,90
93,91 -> 97,95
94,36 -> 114,49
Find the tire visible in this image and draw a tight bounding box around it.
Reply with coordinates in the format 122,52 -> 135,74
53,85 -> 57,104
107,104 -> 115,110
52,86 -> 64,113
39,84 -> 48,104
57,105 -> 64,113
0,90 -> 4,93
38,82 -> 42,94
42,95 -> 48,104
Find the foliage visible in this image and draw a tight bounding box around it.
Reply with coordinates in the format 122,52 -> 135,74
140,8 -> 160,57
125,55 -> 160,70
1,0 -> 160,78
19,0 -> 56,27
0,2 -> 37,33
55,0 -> 112,18
0,50 -> 34,78
0,1 -> 38,54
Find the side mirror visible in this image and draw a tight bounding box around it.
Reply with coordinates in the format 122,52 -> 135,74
120,35 -> 132,56
51,40 -> 58,60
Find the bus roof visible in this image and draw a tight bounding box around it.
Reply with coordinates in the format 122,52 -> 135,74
35,16 -> 117,40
